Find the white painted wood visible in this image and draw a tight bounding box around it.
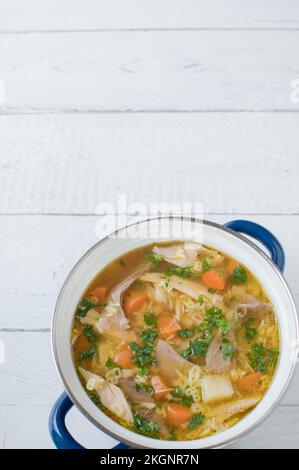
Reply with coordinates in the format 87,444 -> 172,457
1,0 -> 299,32
1,113 -> 299,215
0,31 -> 299,112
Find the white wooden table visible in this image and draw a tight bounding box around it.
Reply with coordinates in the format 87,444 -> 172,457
0,0 -> 299,449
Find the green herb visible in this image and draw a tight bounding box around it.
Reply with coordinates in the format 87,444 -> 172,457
135,383 -> 154,395
141,328 -> 158,345
79,347 -> 96,361
245,318 -> 257,341
196,296 -> 204,305
178,328 -> 193,339
83,324 -> 99,344
202,259 -> 211,272
133,411 -> 159,438
165,266 -> 193,279
207,287 -> 217,294
221,339 -> 237,360
248,344 -> 279,373
129,342 -> 157,373
105,357 -> 117,368
180,338 -> 211,359
144,312 -> 157,327
170,428 -> 178,440
89,390 -> 101,406
206,307 -> 233,335
76,298 -> 96,318
231,266 -> 247,285
145,251 -> 164,268
188,413 -> 205,430
170,387 -> 194,407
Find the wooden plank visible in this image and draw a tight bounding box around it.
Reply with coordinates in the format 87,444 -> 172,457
0,31 -> 299,112
2,402 -> 298,448
1,113 -> 299,215
1,0 -> 299,31
1,214 -> 299,331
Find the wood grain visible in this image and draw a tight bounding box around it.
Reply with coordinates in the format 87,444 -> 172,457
1,113 -> 299,215
1,0 -> 299,31
0,31 -> 299,112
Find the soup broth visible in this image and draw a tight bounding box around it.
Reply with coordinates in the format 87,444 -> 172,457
71,241 -> 279,441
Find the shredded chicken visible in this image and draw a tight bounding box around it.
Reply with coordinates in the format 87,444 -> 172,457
206,336 -> 231,374
155,340 -> 195,382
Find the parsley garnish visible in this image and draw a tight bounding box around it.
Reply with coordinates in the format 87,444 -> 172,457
141,328 -> 158,345
129,342 -> 157,373
133,411 -> 159,438
178,329 -> 193,339
231,266 -> 247,285
105,357 -> 117,368
248,343 -> 279,373
206,307 -> 233,335
188,413 -> 205,430
144,312 -> 157,327
83,324 -> 99,344
221,339 -> 237,360
165,266 -> 193,279
89,391 -> 101,406
135,383 -> 154,395
202,259 -> 211,272
76,298 -> 95,318
144,251 -> 164,268
79,347 -> 96,361
170,387 -> 194,407
245,318 -> 257,341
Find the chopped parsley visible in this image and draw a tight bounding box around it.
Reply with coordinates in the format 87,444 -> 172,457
231,266 -> 247,285
141,328 -> 158,345
248,343 -> 279,373
144,251 -> 164,268
89,390 -> 101,406
79,347 -> 96,361
165,266 -> 193,279
105,357 -> 117,368
76,298 -> 96,318
135,383 -> 154,395
196,296 -> 204,305
129,342 -> 157,374
206,307 -> 233,336
144,312 -> 157,327
133,411 -> 159,438
178,328 -> 193,339
180,337 -> 211,359
170,387 -> 194,407
82,324 -> 99,344
245,318 -> 257,341
188,413 -> 205,430
207,287 -> 217,294
202,258 -> 211,272
170,428 -> 178,441
221,339 -> 237,360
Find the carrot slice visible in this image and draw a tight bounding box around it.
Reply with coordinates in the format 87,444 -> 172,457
157,316 -> 181,339
166,403 -> 192,426
237,373 -> 261,392
89,286 -> 108,302
226,259 -> 241,276
202,269 -> 226,290
114,345 -> 135,369
123,292 -> 148,317
151,375 -> 171,400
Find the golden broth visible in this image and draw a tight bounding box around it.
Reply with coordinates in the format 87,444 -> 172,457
71,242 -> 279,441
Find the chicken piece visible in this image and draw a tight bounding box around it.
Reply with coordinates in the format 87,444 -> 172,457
206,336 -> 231,374
97,266 -> 147,333
155,340 -> 195,382
78,367 -> 133,425
200,374 -> 234,404
140,273 -> 223,306
119,379 -> 154,405
206,396 -> 261,421
153,243 -> 224,268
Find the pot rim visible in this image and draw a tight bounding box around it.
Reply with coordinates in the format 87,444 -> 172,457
52,216 -> 299,449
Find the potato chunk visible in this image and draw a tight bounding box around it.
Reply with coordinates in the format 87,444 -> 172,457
201,375 -> 234,404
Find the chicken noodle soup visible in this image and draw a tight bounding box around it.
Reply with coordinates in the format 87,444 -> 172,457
71,242 -> 279,441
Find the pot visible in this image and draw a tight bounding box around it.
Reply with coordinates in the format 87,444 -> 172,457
50,218 -> 298,449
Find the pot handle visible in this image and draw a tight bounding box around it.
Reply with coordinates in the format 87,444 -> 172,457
224,219 -> 285,272
49,392 -> 130,449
